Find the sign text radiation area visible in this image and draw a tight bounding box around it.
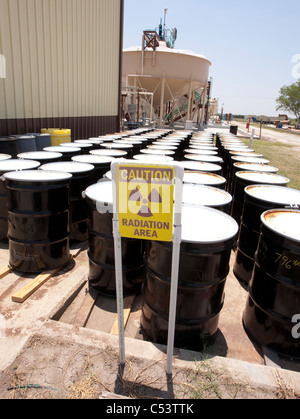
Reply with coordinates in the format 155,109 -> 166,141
117,165 -> 175,241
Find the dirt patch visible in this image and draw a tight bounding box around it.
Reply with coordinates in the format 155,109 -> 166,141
0,334 -> 298,400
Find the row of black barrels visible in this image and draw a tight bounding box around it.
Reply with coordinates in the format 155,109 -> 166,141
215,131 -> 300,359
1,129 -> 299,357
0,129 -> 237,355
173,130 -> 300,358
0,126 -> 164,242
0,127 -> 191,243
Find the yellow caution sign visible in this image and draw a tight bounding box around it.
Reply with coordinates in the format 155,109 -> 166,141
117,164 -> 174,241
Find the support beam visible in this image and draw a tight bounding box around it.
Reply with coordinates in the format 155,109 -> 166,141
159,74 -> 166,126
200,82 -> 208,128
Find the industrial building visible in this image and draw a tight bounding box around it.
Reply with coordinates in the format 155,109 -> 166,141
0,0 -> 124,139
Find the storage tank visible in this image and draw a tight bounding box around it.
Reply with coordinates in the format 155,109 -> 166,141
122,27 -> 211,126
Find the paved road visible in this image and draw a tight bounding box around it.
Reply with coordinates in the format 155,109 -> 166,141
236,122 -> 300,146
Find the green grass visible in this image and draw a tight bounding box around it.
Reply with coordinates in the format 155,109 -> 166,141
239,138 -> 300,190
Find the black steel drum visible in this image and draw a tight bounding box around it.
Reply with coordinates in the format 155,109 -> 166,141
114,139 -> 144,155
83,180 -> 144,297
0,159 -> 41,242
234,185 -> 300,286
72,154 -> 115,183
61,142 -> 94,154
229,162 -> 279,194
227,155 -> 270,192
182,184 -> 232,214
243,209 -> 300,359
44,146 -> 82,161
4,170 -> 72,273
231,171 -> 290,225
40,162 -> 95,243
141,205 -> 239,351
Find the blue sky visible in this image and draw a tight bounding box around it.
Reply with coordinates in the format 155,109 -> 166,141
123,0 -> 300,117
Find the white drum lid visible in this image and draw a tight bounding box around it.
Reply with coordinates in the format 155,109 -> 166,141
98,137 -> 121,142
72,155 -> 115,164
140,149 -> 176,156
231,156 -> 270,164
87,138 -> 104,144
0,159 -> 40,172
182,184 -> 232,206
193,140 -> 214,143
230,152 -> 262,158
245,185 -> 300,206
184,171 -> 226,186
163,136 -> 184,143
101,142 -> 133,149
184,154 -> 223,163
18,151 -> 63,159
126,137 -> 148,143
184,149 -> 218,155
0,154 -> 12,161
75,140 -> 95,144
91,149 -> 128,157
114,139 -> 143,145
261,209 -> 300,242
236,171 -> 290,185
224,146 -> 251,151
154,141 -> 181,146
4,170 -> 72,182
190,143 -> 214,146
133,154 -> 174,162
44,146 -> 81,153
189,145 -> 218,150
148,145 -> 178,151
234,163 -> 279,173
40,161 -> 95,174
61,142 -> 91,149
84,180 -> 113,212
181,205 -> 238,243
101,135 -> 122,140
180,161 -> 222,172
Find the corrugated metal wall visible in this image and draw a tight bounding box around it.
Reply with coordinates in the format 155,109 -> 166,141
0,0 -> 123,139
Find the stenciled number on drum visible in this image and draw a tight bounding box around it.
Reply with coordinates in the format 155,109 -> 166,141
274,253 -> 300,270
257,239 -> 300,270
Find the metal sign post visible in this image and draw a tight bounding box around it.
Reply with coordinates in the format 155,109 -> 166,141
111,170 -> 125,365
111,160 -> 183,374
166,166 -> 183,375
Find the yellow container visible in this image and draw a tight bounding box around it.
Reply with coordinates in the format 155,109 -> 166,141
41,129 -> 71,146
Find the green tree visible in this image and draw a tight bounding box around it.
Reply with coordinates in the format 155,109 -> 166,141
276,80 -> 300,122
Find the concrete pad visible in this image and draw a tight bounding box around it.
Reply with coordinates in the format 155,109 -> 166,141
0,246 -> 299,399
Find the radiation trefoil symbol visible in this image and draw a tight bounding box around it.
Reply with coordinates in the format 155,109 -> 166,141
128,185 -> 162,218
